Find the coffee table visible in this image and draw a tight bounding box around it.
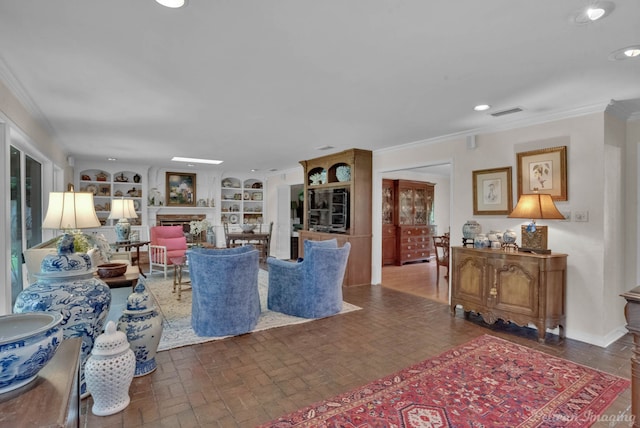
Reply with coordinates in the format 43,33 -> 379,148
170,255 -> 191,300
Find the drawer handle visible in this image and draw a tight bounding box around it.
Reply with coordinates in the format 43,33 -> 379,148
407,230 -> 412,234
407,246 -> 412,250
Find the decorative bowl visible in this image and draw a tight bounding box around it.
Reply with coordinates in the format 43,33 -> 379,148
97,263 -> 128,278
0,312 -> 63,394
336,165 -> 351,182
240,224 -> 256,233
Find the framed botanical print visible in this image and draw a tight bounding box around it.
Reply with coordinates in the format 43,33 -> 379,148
166,172 -> 196,207
472,167 -> 513,215
516,146 -> 567,201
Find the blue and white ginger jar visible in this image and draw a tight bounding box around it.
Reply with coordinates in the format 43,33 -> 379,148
117,279 -> 163,376
14,234 -> 111,398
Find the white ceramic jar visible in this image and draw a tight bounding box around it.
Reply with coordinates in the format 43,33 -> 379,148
85,321 -> 135,416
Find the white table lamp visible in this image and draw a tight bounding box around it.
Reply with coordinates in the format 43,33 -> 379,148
108,199 -> 138,243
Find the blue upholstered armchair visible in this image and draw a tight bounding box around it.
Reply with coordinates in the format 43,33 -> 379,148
187,245 -> 260,336
267,239 -> 351,319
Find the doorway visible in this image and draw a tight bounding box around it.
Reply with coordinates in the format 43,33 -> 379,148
379,163 -> 452,303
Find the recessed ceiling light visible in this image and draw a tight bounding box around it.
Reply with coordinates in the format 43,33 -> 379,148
107,157 -> 118,161
474,104 -> 491,111
155,0 -> 186,8
569,1 -> 614,24
608,45 -> 640,61
171,156 -> 223,165
624,48 -> 640,57
586,7 -> 606,21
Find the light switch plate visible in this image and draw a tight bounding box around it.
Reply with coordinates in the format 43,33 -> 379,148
574,210 -> 589,222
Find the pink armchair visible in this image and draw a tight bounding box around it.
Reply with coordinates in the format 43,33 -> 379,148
148,226 -> 187,278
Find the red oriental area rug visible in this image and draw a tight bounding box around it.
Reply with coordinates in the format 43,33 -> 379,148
260,335 -> 630,428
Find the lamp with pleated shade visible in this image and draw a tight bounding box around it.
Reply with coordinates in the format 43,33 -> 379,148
507,193 -> 564,254
108,198 -> 138,242
42,187 -> 101,231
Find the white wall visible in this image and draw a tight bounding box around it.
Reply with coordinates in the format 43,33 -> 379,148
372,112 -> 629,346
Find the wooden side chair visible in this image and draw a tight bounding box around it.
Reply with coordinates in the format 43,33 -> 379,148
433,234 -> 450,283
223,222 -> 240,248
251,222 -> 273,263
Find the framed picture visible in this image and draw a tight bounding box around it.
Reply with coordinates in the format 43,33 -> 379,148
166,172 -> 196,207
472,167 -> 513,215
516,146 -> 567,201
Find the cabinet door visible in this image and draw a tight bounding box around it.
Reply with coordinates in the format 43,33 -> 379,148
488,257 -> 539,318
452,253 -> 486,306
382,180 -> 394,225
413,186 -> 427,225
382,225 -> 396,265
398,187 -> 414,225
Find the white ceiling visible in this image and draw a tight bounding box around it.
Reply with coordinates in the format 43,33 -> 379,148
0,1 -> 639,173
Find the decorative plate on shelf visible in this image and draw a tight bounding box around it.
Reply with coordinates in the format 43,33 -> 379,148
336,165 -> 351,182
229,214 -> 239,224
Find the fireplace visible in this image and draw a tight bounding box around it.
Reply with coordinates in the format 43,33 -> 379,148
156,214 -> 207,242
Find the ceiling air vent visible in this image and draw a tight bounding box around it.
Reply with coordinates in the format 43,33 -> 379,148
490,107 -> 523,117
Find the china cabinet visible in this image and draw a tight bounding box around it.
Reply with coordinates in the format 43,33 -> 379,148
77,165 -> 146,226
451,247 -> 567,343
220,177 -> 264,227
392,180 -> 435,265
298,148 -> 372,286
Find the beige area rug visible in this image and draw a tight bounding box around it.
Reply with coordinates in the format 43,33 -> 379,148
144,269 -> 361,351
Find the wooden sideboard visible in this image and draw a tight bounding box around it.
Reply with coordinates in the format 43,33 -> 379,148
0,337 -> 82,427
451,247 -> 567,343
621,287 -> 640,427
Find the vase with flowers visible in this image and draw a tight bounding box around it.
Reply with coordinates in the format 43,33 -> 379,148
189,219 -> 210,246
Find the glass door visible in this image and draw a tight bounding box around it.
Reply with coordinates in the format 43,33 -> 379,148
398,187 -> 413,225
10,146 -> 43,306
414,187 -> 427,225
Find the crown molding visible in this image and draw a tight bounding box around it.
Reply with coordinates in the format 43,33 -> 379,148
376,102 -> 611,155
0,56 -> 57,138
606,99 -> 640,122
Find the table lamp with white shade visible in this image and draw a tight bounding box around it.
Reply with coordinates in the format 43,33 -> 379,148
42,186 -> 101,232
108,198 -> 138,243
507,193 -> 565,254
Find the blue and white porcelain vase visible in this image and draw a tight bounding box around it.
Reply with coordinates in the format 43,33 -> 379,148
474,233 -> 490,249
13,233 -> 111,398
462,220 -> 481,240
117,279 -> 163,376
503,229 -> 517,245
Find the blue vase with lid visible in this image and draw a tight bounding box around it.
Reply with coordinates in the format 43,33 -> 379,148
118,279 -> 163,376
